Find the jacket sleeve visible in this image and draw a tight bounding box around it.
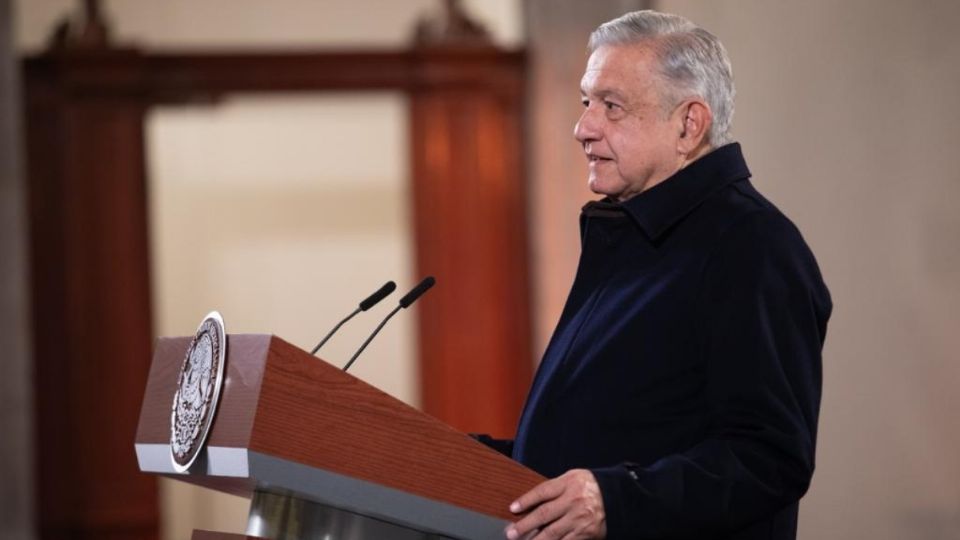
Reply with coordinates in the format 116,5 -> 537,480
591,210 -> 832,538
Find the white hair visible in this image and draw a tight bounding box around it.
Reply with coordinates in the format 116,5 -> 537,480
588,10 -> 735,147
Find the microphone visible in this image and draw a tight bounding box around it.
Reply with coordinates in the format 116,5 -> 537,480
398,276 -> 436,308
343,276 -> 436,372
309,281 -> 397,356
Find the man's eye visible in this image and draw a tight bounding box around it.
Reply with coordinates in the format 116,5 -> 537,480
581,98 -> 590,107
604,101 -> 620,110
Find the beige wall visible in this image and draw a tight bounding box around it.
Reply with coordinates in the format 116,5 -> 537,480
147,92 -> 417,538
654,1 -> 960,538
148,94 -> 417,402
0,0 -> 34,538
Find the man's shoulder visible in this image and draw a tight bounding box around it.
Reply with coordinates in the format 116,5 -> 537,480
702,178 -> 807,247
699,180 -> 829,303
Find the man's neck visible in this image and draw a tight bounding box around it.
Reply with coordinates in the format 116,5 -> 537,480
616,143 -> 720,202
680,143 -> 715,170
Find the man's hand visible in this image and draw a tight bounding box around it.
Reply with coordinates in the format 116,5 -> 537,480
505,469 -> 607,540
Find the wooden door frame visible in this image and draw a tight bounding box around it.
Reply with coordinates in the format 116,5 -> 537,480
23,46 -> 533,539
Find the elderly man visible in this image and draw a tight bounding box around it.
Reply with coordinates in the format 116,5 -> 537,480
479,10 -> 832,540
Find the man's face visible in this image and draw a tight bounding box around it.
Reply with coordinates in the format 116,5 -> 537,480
575,44 -> 685,202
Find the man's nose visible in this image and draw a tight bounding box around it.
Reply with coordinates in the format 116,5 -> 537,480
574,107 -> 600,143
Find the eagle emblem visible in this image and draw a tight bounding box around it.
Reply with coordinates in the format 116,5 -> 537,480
170,311 -> 226,472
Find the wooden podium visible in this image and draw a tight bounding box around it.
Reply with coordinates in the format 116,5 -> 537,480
135,334 -> 543,539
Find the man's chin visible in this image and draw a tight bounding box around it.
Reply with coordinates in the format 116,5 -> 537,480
588,178 -> 626,201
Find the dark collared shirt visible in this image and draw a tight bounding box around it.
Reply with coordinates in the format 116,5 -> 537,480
511,143 -> 831,539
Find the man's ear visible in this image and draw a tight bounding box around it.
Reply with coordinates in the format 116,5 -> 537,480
677,100 -> 713,155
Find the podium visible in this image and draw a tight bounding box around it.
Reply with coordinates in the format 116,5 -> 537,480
135,334 -> 543,539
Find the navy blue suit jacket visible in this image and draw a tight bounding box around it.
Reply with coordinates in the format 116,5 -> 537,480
482,144 -> 831,539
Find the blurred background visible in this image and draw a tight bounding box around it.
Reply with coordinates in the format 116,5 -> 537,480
1,0 -> 958,539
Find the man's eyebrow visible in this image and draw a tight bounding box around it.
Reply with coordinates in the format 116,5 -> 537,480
581,86 -> 628,102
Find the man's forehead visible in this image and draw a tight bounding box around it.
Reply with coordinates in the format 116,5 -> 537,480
579,75 -> 628,99
580,44 -> 657,96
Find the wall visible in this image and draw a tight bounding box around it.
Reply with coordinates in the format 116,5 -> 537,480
0,0 -> 34,538
148,92 -> 416,538
655,1 -> 960,538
